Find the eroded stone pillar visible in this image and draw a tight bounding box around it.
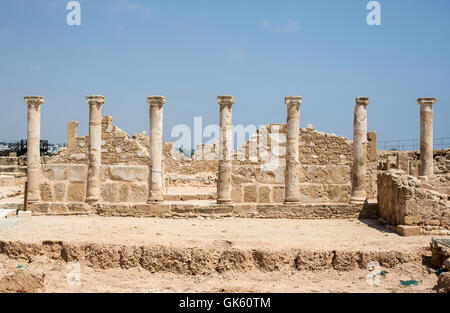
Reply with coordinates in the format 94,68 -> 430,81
147,96 -> 165,203
24,96 -> 44,203
284,96 -> 302,203
217,95 -> 234,204
350,97 -> 369,204
418,97 -> 436,177
67,121 -> 79,150
86,95 -> 104,204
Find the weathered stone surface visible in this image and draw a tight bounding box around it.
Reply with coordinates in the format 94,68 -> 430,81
258,186 -> 271,203
69,165 -> 87,183
108,165 -> 147,182
66,182 -> 86,202
397,225 -> 421,236
243,185 -> 257,203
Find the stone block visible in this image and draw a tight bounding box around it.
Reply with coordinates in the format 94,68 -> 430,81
66,182 -> 86,202
40,183 -> 54,201
397,225 -> 421,236
109,165 -> 148,182
53,183 -> 67,202
231,186 -> 242,203
69,165 -> 87,183
42,165 -> 68,181
272,186 -> 284,203
404,215 -> 422,225
243,185 -> 257,203
258,186 -> 271,203
129,184 -> 147,202
101,183 -> 119,203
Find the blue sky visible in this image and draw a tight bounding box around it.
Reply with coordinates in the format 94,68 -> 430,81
0,0 -> 449,146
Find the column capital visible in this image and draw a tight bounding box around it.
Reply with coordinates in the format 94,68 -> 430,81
147,96 -> 165,107
417,97 -> 436,105
285,96 -> 303,106
86,95 -> 105,105
24,96 -> 44,106
356,97 -> 369,105
217,95 -> 234,107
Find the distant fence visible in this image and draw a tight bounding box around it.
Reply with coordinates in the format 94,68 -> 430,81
378,137 -> 450,151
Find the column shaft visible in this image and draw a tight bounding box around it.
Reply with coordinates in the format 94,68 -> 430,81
350,97 -> 369,204
284,96 -> 302,203
217,96 -> 234,204
24,96 -> 44,203
418,97 -> 436,176
86,95 -> 104,204
147,96 -> 165,202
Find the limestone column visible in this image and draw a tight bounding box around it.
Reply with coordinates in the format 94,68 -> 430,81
147,96 -> 165,203
217,95 -> 234,204
67,121 -> 79,150
418,97 -> 436,177
350,97 -> 369,204
85,95 -> 104,204
24,96 -> 44,203
284,96 -> 302,204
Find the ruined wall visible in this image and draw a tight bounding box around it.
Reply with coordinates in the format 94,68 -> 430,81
45,118 -> 378,204
377,170 -> 449,235
378,148 -> 450,177
39,164 -> 148,204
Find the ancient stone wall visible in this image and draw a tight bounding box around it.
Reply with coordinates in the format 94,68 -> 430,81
43,118 -> 379,204
378,148 -> 450,177
377,170 -> 449,235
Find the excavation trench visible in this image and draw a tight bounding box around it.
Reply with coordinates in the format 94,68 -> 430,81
0,240 -> 427,275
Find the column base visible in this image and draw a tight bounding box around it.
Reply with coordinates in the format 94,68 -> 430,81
147,197 -> 164,203
217,199 -> 232,204
349,197 -> 366,205
86,197 -> 99,205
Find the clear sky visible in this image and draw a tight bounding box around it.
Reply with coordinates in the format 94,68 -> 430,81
0,0 -> 449,146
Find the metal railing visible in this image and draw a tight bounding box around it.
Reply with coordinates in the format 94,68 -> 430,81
378,137 -> 450,151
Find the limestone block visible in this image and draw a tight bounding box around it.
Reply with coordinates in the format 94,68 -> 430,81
397,225 -> 421,236
231,186 -> 242,203
49,203 -> 69,214
70,154 -> 86,161
100,183 -> 119,203
53,183 -> 67,202
119,184 -> 130,202
243,185 -> 257,203
258,186 -> 271,203
129,184 -> 148,202
109,165 -> 148,182
404,215 -> 423,225
42,165 -> 68,181
272,186 -> 284,203
40,183 -> 54,201
69,165 -> 87,183
66,182 -> 86,202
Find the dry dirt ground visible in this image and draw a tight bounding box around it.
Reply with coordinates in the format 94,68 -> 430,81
0,215 -> 445,293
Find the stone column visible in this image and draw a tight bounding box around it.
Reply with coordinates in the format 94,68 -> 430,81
85,95 -> 104,204
217,95 -> 234,204
284,96 -> 302,204
147,96 -> 165,203
418,97 -> 436,177
350,97 -> 369,204
67,121 -> 79,150
24,96 -> 44,203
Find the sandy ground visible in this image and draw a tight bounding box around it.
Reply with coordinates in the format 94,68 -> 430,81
0,215 -> 435,251
0,215 -> 446,293
0,254 -> 439,293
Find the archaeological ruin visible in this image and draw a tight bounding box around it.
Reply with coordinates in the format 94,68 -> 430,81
0,94 -> 448,238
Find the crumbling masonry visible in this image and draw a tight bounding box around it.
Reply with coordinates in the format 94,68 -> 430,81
9,94 -> 449,236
